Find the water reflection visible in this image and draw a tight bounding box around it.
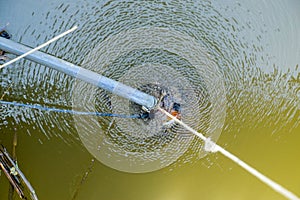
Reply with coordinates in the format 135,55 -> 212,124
0,0 -> 299,199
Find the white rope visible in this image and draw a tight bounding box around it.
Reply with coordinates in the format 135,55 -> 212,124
0,22 -> 10,32
0,26 -> 78,70
159,108 -> 300,200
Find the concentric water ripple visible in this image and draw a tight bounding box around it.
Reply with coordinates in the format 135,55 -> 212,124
1,0 -> 299,173
72,27 -> 226,172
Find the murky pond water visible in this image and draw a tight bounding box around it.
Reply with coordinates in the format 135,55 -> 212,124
0,0 -> 299,199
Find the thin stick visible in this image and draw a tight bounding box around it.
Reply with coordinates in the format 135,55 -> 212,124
8,130 -> 17,200
0,82 -> 13,100
0,26 -> 78,70
2,148 -> 38,200
158,108 -> 300,200
71,158 -> 95,200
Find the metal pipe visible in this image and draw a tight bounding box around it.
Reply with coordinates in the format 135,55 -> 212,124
0,37 -> 157,110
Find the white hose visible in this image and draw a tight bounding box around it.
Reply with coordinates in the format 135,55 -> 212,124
159,108 -> 300,200
0,26 -> 78,69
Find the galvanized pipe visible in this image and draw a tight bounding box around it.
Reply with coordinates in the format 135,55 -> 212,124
0,37 -> 157,110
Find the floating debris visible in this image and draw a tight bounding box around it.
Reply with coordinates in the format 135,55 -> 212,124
71,158 -> 95,200
0,145 -> 38,200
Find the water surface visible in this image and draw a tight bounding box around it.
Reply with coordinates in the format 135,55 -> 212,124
0,0 -> 299,199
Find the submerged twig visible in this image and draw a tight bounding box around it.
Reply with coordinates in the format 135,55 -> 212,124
0,82 -> 13,101
71,158 -> 95,200
0,145 -> 39,200
8,129 -> 18,200
0,147 -> 25,199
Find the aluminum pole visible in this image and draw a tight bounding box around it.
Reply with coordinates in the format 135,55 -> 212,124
0,37 -> 157,110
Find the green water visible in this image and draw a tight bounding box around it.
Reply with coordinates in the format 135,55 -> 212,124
0,0 -> 299,199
